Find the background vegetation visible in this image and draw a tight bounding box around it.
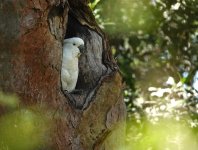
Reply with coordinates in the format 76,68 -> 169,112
0,0 -> 197,149
90,0 -> 198,149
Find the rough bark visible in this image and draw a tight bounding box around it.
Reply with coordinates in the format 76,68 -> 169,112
0,0 -> 126,149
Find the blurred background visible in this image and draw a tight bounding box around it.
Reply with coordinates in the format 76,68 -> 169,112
90,0 -> 198,149
0,0 -> 197,149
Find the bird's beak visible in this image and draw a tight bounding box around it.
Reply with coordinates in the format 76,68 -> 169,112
78,45 -> 85,53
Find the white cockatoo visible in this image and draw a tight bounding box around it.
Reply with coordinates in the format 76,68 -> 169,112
61,37 -> 84,92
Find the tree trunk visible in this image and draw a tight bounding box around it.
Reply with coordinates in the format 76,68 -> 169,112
0,0 -> 126,149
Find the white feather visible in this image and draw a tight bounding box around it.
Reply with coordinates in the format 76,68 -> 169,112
61,37 -> 84,92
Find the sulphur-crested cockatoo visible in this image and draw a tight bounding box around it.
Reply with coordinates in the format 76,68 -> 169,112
61,37 -> 84,92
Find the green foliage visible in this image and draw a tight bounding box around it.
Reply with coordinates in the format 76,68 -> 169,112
125,77 -> 198,150
91,0 -> 198,149
0,109 -> 50,150
0,92 -> 52,150
126,119 -> 198,150
88,0 -> 101,10
98,0 -> 162,35
92,0 -> 198,109
0,92 -> 19,108
131,77 -> 198,123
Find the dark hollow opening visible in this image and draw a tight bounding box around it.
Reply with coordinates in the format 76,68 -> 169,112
63,11 -> 109,109
65,11 -> 107,92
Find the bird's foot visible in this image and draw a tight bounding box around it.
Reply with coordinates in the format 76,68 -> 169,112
63,90 -> 84,109
63,90 -> 76,106
71,89 -> 84,95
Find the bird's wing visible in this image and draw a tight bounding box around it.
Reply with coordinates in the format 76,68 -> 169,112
61,69 -> 70,82
61,69 -> 71,90
61,40 -> 81,92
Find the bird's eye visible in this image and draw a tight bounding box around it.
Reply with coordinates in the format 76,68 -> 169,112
73,43 -> 76,46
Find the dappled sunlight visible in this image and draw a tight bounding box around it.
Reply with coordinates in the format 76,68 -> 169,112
193,71 -> 198,91
89,0 -> 198,149
94,0 -> 162,35
0,0 -> 196,149
126,76 -> 198,149
133,77 -> 198,123
126,118 -> 198,150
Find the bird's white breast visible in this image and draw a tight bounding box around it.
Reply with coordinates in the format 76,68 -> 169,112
61,43 -> 80,92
